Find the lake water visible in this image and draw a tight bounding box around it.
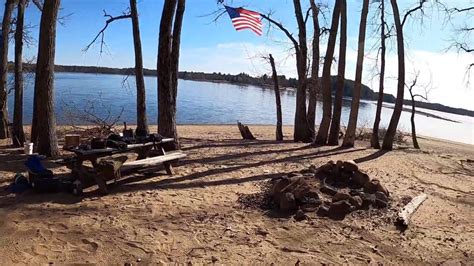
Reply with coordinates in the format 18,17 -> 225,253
6,72 -> 474,145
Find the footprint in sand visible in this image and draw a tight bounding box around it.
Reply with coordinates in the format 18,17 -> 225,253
81,238 -> 99,253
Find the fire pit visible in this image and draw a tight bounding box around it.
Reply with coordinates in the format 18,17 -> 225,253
239,160 -> 391,221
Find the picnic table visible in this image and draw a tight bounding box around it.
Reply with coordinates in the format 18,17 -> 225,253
64,138 -> 186,194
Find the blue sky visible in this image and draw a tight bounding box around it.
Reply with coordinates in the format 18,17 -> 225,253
2,0 -> 473,109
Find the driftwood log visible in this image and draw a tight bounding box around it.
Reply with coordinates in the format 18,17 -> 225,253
237,121 -> 256,140
396,193 -> 427,229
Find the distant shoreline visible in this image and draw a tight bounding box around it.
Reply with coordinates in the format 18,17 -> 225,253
7,62 -> 474,118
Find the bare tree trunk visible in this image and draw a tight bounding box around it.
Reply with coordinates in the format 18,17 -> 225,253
371,0 -> 386,149
328,0 -> 347,146
307,0 -> 320,141
130,0 -> 148,135
382,0 -> 405,151
0,0 -> 15,140
314,0 -> 341,145
34,0 -> 60,157
342,0 -> 369,148
292,0 -> 312,143
12,0 -> 27,147
269,54 -> 283,141
157,0 -> 185,149
410,95 -> 420,149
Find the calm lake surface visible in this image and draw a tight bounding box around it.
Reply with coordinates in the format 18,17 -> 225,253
7,72 -> 474,145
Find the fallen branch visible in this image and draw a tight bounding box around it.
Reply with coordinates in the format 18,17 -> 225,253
396,193 -> 427,229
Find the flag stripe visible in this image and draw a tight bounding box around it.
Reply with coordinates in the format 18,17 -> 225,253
233,22 -> 262,33
232,18 -> 262,28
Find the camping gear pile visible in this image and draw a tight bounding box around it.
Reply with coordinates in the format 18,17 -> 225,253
6,155 -> 81,195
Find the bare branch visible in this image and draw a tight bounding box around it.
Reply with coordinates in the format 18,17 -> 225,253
401,0 -> 428,28
31,0 -> 43,11
83,9 -> 132,54
260,13 -> 299,50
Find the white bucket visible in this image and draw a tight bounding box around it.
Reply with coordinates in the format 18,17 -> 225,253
24,142 -> 34,155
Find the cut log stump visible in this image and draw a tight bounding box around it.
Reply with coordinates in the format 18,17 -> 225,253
95,156 -> 128,194
237,121 -> 256,140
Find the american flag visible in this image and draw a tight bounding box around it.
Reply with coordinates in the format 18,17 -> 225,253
224,6 -> 263,36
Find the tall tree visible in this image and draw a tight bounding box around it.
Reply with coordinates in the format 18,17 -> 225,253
130,0 -> 148,135
12,0 -> 27,147
314,0 -> 341,145
342,0 -> 370,147
307,0 -> 320,140
380,0 -> 427,150
292,0 -> 312,142
406,73 -> 428,149
269,54 -> 283,141
0,0 -> 15,140
371,0 -> 387,149
327,0 -> 347,146
259,1 -> 312,142
157,0 -> 185,149
382,0 -> 406,150
33,0 -> 60,156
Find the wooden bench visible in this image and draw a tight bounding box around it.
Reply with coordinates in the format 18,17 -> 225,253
122,151 -> 187,174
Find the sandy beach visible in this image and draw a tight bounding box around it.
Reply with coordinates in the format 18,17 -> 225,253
0,125 -> 473,264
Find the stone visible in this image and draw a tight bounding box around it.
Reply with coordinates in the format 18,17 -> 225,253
255,228 -> 269,236
374,191 -> 389,208
316,205 -> 330,217
350,188 -> 364,196
374,198 -> 388,208
308,164 -> 318,174
294,209 -> 307,221
343,160 -> 359,172
271,177 -> 291,196
320,184 -> 338,196
279,192 -> 297,211
320,161 -> 336,174
352,170 -> 370,188
350,195 -> 363,209
339,170 -> 353,184
376,182 -> 390,197
360,193 -> 376,209
364,179 -> 380,194
301,203 -> 319,212
328,200 -> 353,220
332,192 -> 352,202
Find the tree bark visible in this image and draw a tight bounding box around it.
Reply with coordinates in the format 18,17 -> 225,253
328,0 -> 347,146
269,54 -> 283,141
130,0 -> 148,135
409,92 -> 420,149
292,0 -> 312,143
12,0 -> 27,147
371,0 -> 386,149
342,0 -> 369,147
157,0 -> 185,149
307,0 -> 320,141
382,0 -> 405,150
0,0 -> 15,140
34,0 -> 60,157
314,0 -> 341,145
